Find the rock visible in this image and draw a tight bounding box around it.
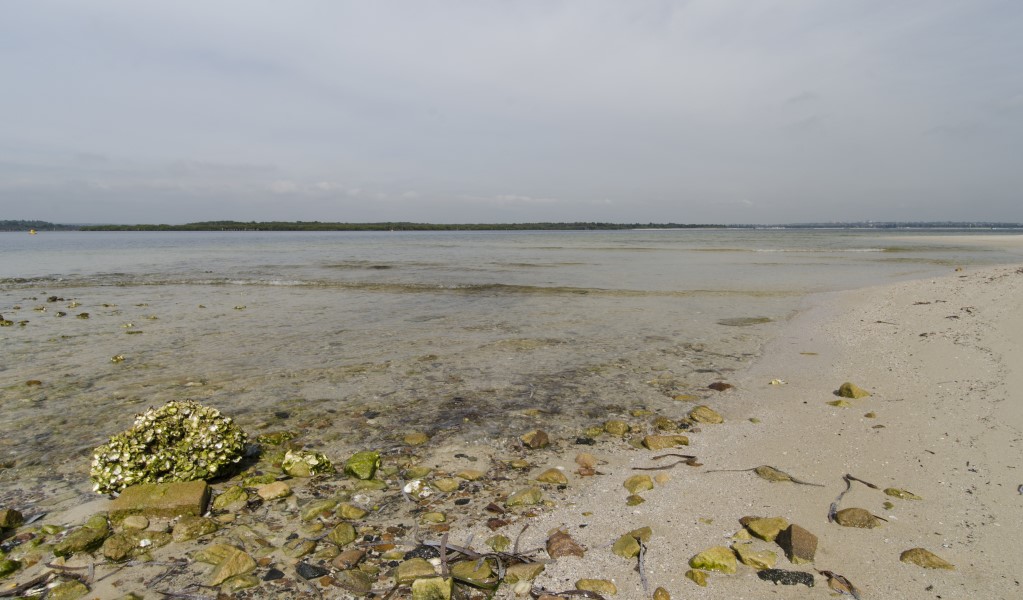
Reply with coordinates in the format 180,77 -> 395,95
222,574 -> 260,593
708,381 -> 733,392
193,543 -> 240,565
109,480 -> 211,521
404,432 -> 430,446
685,569 -> 707,586
827,400 -> 852,408
54,517 -> 110,557
653,587 -> 671,600
626,494 -> 645,506
486,535 -> 510,552
612,534 -> 641,559
900,548 -> 955,569
506,487 -> 543,507
283,538 -> 317,558
732,543 -> 777,570
504,562 -> 545,583
451,558 -> 495,586
300,498 -> 338,521
335,569 -> 374,594
0,508 -> 24,529
344,451 -> 380,480
623,474 -> 654,494
653,416 -> 676,431
433,478 -> 460,493
521,430 -> 550,449
536,468 -> 569,485
332,548 -> 366,569
689,405 -> 724,424
603,420 -> 630,436
421,512 -> 445,523
328,522 -> 357,547
885,487 -> 923,500
101,530 -> 169,561
455,469 -> 486,481
295,561 -> 329,580
753,465 -> 793,483
172,516 -> 219,542
121,515 -> 149,530
776,525 -> 817,564
757,568 -> 814,587
284,449 -> 334,477
90,401 -> 246,494
740,516 -> 789,542
209,546 -> 256,586
689,546 -> 737,573
46,580 -> 90,600
337,502 -> 369,519
256,481 -> 291,500
547,530 -> 586,558
837,382 -> 870,398
397,558 -> 438,583
576,579 -> 617,595
642,435 -> 689,450
0,558 -> 21,579
411,576 -> 453,600
834,508 -> 883,528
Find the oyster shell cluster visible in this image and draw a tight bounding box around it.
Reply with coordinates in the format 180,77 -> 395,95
90,400 -> 248,494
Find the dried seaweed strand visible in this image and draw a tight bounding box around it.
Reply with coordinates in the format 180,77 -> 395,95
636,540 -> 649,594
0,573 -> 52,598
829,474 -> 881,521
514,523 -> 530,555
440,532 -> 450,577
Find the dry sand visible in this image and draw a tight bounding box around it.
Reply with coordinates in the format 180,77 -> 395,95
513,262 -> 1023,599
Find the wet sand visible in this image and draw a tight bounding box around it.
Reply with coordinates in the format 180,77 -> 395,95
515,262 -> 1023,599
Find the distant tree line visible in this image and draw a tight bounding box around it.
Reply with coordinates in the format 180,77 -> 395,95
0,220 -> 79,231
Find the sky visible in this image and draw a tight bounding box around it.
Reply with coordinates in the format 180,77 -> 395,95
1,1 -> 1021,225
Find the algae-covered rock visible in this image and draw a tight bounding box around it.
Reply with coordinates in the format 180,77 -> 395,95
885,487 -> 923,500
54,518 -> 110,557
685,569 -> 707,586
536,468 -> 569,485
623,474 -> 654,494
776,524 -> 817,564
689,405 -> 724,424
209,546 -> 256,585
642,435 -> 689,450
411,576 -> 452,600
603,420 -> 630,436
283,449 -> 334,477
837,382 -> 870,399
212,486 -> 248,512
397,558 -> 437,584
222,574 -> 260,593
740,516 -> 789,542
102,530 -> 172,562
503,561 -> 544,583
109,480 -> 210,521
0,558 -> 21,579
404,432 -> 430,446
301,498 -> 339,521
753,465 -> 794,483
834,508 -> 883,528
172,515 -> 219,542
0,508 -> 24,530
576,579 -> 617,595
451,559 -> 496,587
732,543 -> 777,570
335,569 -> 374,594
46,580 -> 90,600
328,522 -> 357,547
612,534 -> 641,559
344,451 -> 380,480
653,587 -> 671,600
90,400 -> 247,494
506,487 -> 543,507
900,547 -> 954,569
486,534 -> 511,553
689,546 -> 737,573
337,502 -> 369,520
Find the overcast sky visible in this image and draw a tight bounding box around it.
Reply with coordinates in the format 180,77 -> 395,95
2,1 -> 1021,224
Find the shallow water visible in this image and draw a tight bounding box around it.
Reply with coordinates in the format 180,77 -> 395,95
2,229 -> 1021,507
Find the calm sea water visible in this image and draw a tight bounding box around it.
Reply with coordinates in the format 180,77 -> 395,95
2,229 -> 1022,504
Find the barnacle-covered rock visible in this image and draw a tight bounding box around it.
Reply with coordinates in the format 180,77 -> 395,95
283,449 -> 334,477
90,400 -> 248,494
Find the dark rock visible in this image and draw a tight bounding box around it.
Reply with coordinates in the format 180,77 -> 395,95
263,568 -> 286,581
757,568 -> 814,587
295,561 -> 329,580
776,524 -> 817,564
404,544 -> 440,560
574,437 -> 596,445
708,381 -> 733,391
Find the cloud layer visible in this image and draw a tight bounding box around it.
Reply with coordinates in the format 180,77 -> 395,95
2,1 -> 1021,223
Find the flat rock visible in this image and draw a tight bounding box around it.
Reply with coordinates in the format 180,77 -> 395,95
256,481 -> 291,500
450,559 -> 494,586
411,576 -> 452,600
336,569 -> 374,594
576,579 -> 617,595
642,435 -> 689,450
506,487 -> 543,507
109,480 -> 210,521
504,562 -> 545,583
212,486 -> 248,512
397,558 -> 438,584
900,547 -> 955,569
740,516 -> 789,541
757,568 -> 815,587
689,405 -> 724,424
536,468 -> 569,485
328,522 -> 357,547
209,546 -> 256,585
689,546 -> 737,574
54,518 -> 110,558
776,524 -> 817,564
732,543 -> 777,570
834,507 -> 883,528
172,515 -> 219,542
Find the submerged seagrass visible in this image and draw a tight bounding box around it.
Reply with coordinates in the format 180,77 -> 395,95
91,400 -> 248,494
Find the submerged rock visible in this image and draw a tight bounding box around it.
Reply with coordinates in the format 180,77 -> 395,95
411,576 -> 453,600
506,487 -> 543,507
109,480 -> 210,521
284,449 -> 334,477
520,430 -> 550,449
343,451 -> 380,480
209,546 -> 256,585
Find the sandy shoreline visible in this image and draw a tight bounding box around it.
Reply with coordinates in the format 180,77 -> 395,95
3,261 -> 1022,599
515,262 -> 1023,599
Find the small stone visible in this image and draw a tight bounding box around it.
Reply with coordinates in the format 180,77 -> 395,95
547,530 -> 586,558
45,580 -> 90,600
654,473 -> 670,485
834,508 -> 883,528
209,546 -> 256,585
256,481 -> 291,500
828,400 -> 852,408
506,487 -> 543,507
732,543 -> 777,570
521,430 -> 550,449
900,547 -> 955,569
486,534 -> 510,552
421,512 -> 445,523
54,520 -> 110,557
450,559 -> 494,586
432,478 -> 461,492
397,558 -> 438,584
0,508 -> 24,529
283,538 -> 317,559
689,405 -> 724,424
332,548 -> 365,569
740,516 -> 789,542
536,468 -> 569,485
335,569 -> 374,594
328,522 -> 357,547
121,515 -> 149,530
685,569 -> 707,586
171,516 -> 219,542
642,435 -> 688,450
884,487 -> 923,500
776,524 -> 817,564
295,561 -> 329,580
603,420 -> 630,436
689,546 -> 737,574
652,416 -> 676,431
576,579 -> 617,595
612,534 -> 641,559
837,382 -> 870,398
404,432 -> 430,446
301,498 -> 339,521
864,411 -> 877,418
623,474 -> 654,494
626,494 -> 645,505
337,502 -> 369,519
653,587 -> 671,600
411,576 -> 453,600
455,469 -> 486,481
504,562 -> 545,583
109,480 -> 211,521
193,543 -> 239,565
757,568 -> 815,587
708,381 -> 733,391
344,451 -> 380,480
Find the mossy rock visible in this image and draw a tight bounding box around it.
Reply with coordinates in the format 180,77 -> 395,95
689,546 -> 737,574
837,382 -> 870,398
344,451 -> 380,480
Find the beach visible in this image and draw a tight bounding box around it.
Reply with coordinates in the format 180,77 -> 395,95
2,233 -> 1022,598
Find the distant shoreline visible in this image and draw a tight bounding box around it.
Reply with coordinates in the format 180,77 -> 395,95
3,219 -> 1022,232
